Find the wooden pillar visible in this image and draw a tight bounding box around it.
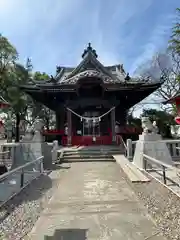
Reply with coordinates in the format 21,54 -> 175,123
67,108 -> 72,146
111,107 -> 116,143
56,109 -> 65,130
55,112 -> 60,130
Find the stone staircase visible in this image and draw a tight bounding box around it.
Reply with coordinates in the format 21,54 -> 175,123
61,146 -> 124,163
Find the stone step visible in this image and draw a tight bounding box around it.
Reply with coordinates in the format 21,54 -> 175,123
63,151 -> 122,156
63,148 -> 121,151
62,154 -> 114,159
129,163 -> 150,182
63,150 -> 123,155
62,158 -> 116,163
64,147 -> 121,151
113,155 -> 150,183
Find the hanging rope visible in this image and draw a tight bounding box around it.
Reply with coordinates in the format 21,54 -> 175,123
66,106 -> 115,122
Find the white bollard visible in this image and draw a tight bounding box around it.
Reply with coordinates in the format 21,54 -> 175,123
52,140 -> 59,163
126,139 -> 133,160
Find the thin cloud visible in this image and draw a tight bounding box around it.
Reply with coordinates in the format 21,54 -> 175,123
0,0 -> 179,76
129,13 -> 177,74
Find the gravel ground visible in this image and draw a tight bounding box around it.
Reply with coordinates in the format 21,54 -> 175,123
119,166 -> 180,240
0,166 -> 65,240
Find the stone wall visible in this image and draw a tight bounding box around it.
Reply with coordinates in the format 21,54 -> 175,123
120,166 -> 180,240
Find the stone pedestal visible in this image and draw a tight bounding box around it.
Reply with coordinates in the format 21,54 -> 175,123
31,130 -> 52,170
12,131 -> 34,169
42,142 -> 52,170
15,120 -> 53,170
133,133 -> 173,170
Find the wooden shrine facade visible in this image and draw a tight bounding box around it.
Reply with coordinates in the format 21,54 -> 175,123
164,92 -> 180,125
20,43 -> 163,145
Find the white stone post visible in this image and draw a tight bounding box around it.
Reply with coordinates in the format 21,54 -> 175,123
126,139 -> 133,160
52,140 -> 59,163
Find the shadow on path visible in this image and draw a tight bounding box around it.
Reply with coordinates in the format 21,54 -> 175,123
44,229 -> 88,240
51,164 -> 71,170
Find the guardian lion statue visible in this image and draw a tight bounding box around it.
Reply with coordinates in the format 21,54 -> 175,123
141,117 -> 158,134
23,118 -> 44,141
33,118 -> 44,132
32,118 -> 44,141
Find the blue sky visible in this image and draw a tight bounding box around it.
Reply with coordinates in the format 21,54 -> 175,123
0,0 -> 179,116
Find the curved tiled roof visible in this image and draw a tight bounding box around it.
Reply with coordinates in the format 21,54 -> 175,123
60,70 -> 122,84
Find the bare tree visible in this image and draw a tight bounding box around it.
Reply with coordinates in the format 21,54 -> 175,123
134,51 -> 180,113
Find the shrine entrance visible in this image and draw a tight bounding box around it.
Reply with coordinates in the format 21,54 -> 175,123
82,111 -> 100,136
64,107 -> 116,146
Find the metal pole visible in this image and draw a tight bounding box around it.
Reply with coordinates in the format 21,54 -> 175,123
40,160 -> 44,173
144,159 -> 147,170
162,166 -> 166,184
20,169 -> 24,188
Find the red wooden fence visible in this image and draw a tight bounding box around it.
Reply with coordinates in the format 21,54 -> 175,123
62,135 -> 112,146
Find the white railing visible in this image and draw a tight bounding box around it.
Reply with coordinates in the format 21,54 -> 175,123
118,136 -> 127,155
0,141 -> 54,169
0,156 -> 44,205
143,154 -> 176,184
0,142 -> 19,168
165,140 -> 180,161
128,139 -> 180,161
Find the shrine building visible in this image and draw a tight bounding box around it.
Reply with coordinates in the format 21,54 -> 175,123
20,43 -> 162,146
164,92 -> 180,125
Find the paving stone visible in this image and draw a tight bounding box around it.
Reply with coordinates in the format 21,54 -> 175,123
29,162 -> 166,240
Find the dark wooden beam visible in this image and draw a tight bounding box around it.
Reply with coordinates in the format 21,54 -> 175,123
65,98 -> 119,109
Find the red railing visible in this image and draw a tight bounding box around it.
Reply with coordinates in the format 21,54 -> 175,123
43,126 -> 142,136
43,126 -> 142,146
62,135 -> 112,146
43,129 -> 64,135
119,126 -> 142,134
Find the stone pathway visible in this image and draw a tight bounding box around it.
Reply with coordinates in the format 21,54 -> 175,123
28,162 -> 166,240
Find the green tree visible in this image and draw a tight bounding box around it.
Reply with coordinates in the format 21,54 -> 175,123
0,34 -> 18,91
0,34 -> 32,142
8,63 -> 32,141
141,108 -> 175,138
0,35 -> 56,141
30,71 -> 55,130
127,114 -> 141,128
168,8 -> 180,114
33,71 -> 49,81
169,8 -> 180,55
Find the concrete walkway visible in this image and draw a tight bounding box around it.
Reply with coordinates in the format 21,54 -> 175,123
28,162 -> 166,240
